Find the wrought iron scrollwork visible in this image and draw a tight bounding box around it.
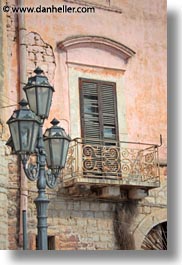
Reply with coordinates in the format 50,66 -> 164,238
62,138 -> 160,186
83,159 -> 95,170
83,145 -> 96,171
82,144 -> 121,175
83,145 -> 94,157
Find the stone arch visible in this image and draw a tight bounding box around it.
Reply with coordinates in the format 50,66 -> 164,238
133,208 -> 167,250
141,221 -> 167,250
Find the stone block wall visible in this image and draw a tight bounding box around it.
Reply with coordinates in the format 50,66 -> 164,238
0,141 -> 9,249
48,199 -> 116,250
27,194 -> 118,250
25,165 -> 167,250
0,8 -> 9,250
26,32 -> 56,84
0,139 -> 20,250
132,167 -> 167,249
7,154 -> 20,249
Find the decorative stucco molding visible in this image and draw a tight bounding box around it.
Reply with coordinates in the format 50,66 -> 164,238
57,36 -> 135,61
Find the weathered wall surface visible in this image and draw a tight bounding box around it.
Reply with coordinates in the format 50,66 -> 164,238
0,0 -> 167,250
22,0 -> 167,161
132,168 -> 167,249
0,8 -> 9,250
0,142 -> 9,249
26,166 -> 167,250
28,195 -> 117,250
2,0 -> 167,155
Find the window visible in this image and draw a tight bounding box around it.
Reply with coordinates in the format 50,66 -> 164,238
79,78 -> 119,144
79,78 -> 120,177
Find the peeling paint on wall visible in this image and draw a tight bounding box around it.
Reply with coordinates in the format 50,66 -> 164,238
26,32 -> 56,85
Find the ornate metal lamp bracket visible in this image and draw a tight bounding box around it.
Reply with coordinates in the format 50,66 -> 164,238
45,169 -> 60,189
21,151 -> 40,182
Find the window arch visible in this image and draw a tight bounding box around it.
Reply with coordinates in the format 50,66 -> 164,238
57,35 -> 135,138
58,35 -> 135,63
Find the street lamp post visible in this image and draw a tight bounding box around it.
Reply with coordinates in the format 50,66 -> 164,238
6,68 -> 71,250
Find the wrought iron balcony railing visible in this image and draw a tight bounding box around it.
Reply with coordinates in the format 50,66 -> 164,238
61,138 -> 160,189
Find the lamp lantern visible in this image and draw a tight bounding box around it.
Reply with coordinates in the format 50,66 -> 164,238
23,67 -> 54,119
44,118 -> 71,173
7,99 -> 41,154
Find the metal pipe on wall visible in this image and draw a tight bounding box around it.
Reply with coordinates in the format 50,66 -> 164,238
22,210 -> 28,250
18,0 -> 28,248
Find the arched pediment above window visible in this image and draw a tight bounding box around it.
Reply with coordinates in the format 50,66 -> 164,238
57,36 -> 135,67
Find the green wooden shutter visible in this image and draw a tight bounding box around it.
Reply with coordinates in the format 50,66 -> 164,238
79,78 -> 120,177
80,79 -> 100,142
80,78 -> 118,143
100,82 -> 118,144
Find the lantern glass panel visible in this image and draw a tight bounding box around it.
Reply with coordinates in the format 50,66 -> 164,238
44,139 -> 51,167
37,86 -> 53,118
51,138 -> 62,167
47,89 -> 53,117
61,140 -> 69,168
19,121 -> 39,153
20,121 -> 34,152
31,122 -> 40,152
26,87 -> 37,115
9,121 -> 20,152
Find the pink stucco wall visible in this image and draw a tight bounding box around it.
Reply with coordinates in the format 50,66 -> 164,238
7,0 -> 167,159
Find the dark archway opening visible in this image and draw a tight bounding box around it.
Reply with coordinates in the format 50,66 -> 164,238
141,221 -> 167,250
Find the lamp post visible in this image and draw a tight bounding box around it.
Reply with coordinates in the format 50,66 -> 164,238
6,68 -> 71,250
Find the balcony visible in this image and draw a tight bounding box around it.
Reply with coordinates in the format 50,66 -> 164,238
61,138 -> 160,200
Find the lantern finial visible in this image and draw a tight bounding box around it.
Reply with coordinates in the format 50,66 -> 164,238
34,67 -> 44,75
51,118 -> 60,126
19,99 -> 29,108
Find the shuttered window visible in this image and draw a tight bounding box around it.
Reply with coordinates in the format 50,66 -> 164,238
79,78 -> 119,144
79,78 -> 120,177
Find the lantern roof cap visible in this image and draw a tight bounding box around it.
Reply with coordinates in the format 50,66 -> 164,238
6,136 -> 13,148
23,66 -> 55,91
6,98 -> 41,124
44,118 -> 71,140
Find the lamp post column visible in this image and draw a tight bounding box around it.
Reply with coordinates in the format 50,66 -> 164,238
34,122 -> 49,250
